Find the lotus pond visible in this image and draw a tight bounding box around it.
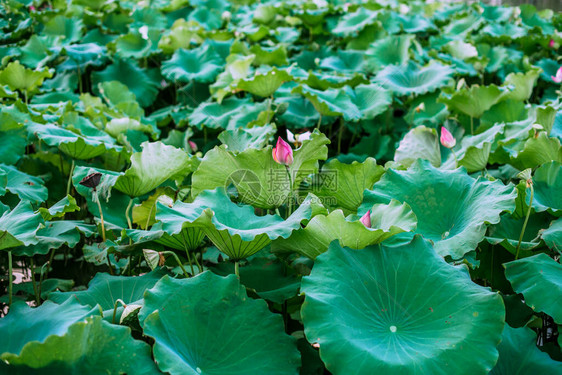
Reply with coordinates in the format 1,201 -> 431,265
0,0 -> 561,374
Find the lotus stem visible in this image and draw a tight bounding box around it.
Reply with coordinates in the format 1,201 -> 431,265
66,159 -> 75,196
451,149 -> 459,168
266,95 -> 273,124
285,166 -> 293,217
94,189 -> 106,242
77,65 -> 82,94
39,248 -> 56,297
316,113 -> 322,130
30,257 -> 40,305
184,246 -> 195,276
125,197 -> 134,230
165,251 -> 190,278
8,251 -> 12,308
515,183 -> 534,260
193,251 -> 203,273
112,299 -> 126,324
470,116 -> 474,135
234,261 -> 240,277
337,118 -> 344,155
145,203 -> 154,229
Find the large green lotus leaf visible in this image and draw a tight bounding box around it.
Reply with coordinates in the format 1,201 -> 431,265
157,188 -> 312,259
394,126 -> 441,168
301,237 -> 505,375
510,133 -> 562,170
43,15 -> 84,43
542,217 -> 561,250
13,220 -> 95,257
27,122 -> 122,160
114,141 -> 192,197
192,130 -> 329,209
485,213 -> 552,254
49,270 -> 165,322
0,61 -> 52,94
439,84 -> 509,118
140,272 -> 300,374
505,253 -> 562,323
0,299 -> 98,357
292,85 -> 361,121
236,67 -> 292,98
1,316 -> 160,374
217,124 -> 276,153
92,59 -> 160,107
442,124 -> 505,173
332,7 -> 377,36
0,200 -> 43,251
490,325 -> 562,374
527,161 -> 562,215
502,68 -> 541,102
312,157 -> 385,213
188,97 -> 252,130
375,61 -> 454,96
360,160 -> 517,259
365,35 -> 413,71
0,164 -> 47,203
346,84 -> 392,120
272,200 -> 416,259
162,46 -> 223,83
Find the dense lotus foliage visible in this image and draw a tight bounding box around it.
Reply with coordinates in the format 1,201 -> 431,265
1,0 -> 562,373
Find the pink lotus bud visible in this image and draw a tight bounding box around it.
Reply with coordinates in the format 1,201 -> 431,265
272,137 -> 293,166
188,140 -> 197,153
549,39 -> 555,48
551,67 -> 562,83
440,127 -> 456,149
360,210 -> 371,228
29,5 -> 35,10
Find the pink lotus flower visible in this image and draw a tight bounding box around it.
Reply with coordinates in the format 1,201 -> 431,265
551,67 -> 562,83
549,39 -> 555,48
188,140 -> 197,153
440,127 -> 456,149
272,137 -> 293,166
360,210 -> 371,228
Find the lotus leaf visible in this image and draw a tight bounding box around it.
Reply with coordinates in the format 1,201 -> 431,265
2,316 -> 160,374
505,253 -> 562,323
301,236 -> 505,375
375,61 -> 454,96
140,272 -> 300,374
272,199 -> 416,259
361,160 -> 517,258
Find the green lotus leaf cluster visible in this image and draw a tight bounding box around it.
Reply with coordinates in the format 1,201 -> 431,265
0,0 -> 561,372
